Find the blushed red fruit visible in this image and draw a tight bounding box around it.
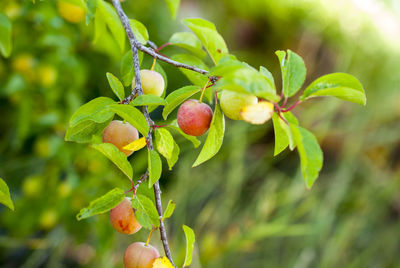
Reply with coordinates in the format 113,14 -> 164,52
110,197 -> 142,235
177,99 -> 213,136
124,242 -> 160,268
102,120 -> 139,156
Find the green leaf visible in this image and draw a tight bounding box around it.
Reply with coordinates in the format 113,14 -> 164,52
109,104 -> 149,136
120,50 -> 144,87
275,50 -> 306,97
212,58 -> 279,102
301,73 -> 366,105
183,18 -> 228,64
162,200 -> 176,221
76,188 -> 125,220
171,54 -> 209,87
91,143 -> 133,179
85,0 -> 98,24
69,97 -> 115,127
131,194 -> 160,229
162,85 -> 201,119
260,66 -> 275,86
166,122 -> 201,148
0,13 -> 12,58
272,113 -> 289,156
165,0 -> 180,19
106,73 -> 125,102
193,103 -> 225,167
182,225 -> 195,267
155,128 -> 180,170
94,7 -> 120,59
65,120 -> 110,144
290,125 -> 323,188
97,0 -> 125,53
128,19 -> 149,44
272,112 -> 299,155
0,178 -> 14,211
148,149 -> 162,187
131,95 -> 167,107
169,32 -> 206,58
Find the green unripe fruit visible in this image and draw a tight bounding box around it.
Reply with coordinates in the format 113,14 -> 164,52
220,90 -> 258,120
134,70 -> 165,97
124,242 -> 160,268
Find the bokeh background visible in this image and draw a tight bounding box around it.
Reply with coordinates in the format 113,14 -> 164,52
1,0 -> 400,267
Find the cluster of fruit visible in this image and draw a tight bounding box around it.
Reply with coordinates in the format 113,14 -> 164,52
103,69 -> 274,158
110,197 -> 162,268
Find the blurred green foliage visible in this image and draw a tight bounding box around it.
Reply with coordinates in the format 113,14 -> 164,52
1,0 -> 400,267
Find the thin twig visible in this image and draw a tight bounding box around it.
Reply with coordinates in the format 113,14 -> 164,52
111,0 -> 175,266
134,170 -> 149,191
137,42 -> 208,74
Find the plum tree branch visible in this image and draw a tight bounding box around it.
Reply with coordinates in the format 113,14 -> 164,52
139,42 -> 208,74
111,0 -> 175,266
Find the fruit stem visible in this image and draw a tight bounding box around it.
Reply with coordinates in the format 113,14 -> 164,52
199,80 -> 211,103
153,124 -> 168,129
282,97 -> 288,108
150,58 -> 156,71
156,42 -> 171,51
145,228 -> 154,246
282,100 -> 302,112
273,102 -> 289,125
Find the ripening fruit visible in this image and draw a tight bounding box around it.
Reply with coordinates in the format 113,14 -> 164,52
57,0 -> 85,23
124,242 -> 160,268
220,90 -> 258,120
109,197 -> 142,235
240,101 -> 274,124
102,120 -> 139,156
177,99 -> 213,136
134,70 -> 165,97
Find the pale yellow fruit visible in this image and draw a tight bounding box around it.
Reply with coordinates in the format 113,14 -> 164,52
220,90 -> 258,120
134,70 -> 165,97
240,101 -> 274,124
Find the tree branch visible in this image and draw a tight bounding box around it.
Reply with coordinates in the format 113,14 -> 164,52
111,0 -> 175,266
138,42 -> 208,75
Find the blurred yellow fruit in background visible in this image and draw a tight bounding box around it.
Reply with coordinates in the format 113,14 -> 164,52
57,0 -> 85,23
37,64 -> 57,87
39,209 -> 58,230
12,54 -> 36,81
22,176 -> 43,198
